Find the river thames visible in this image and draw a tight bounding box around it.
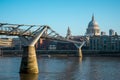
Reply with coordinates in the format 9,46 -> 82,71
0,56 -> 120,80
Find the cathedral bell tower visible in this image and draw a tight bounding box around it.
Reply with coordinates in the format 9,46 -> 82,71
66,27 -> 72,39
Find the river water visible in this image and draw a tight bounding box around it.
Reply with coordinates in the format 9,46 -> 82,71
0,56 -> 120,80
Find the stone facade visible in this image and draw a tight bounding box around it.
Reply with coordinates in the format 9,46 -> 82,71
89,35 -> 120,51
0,38 -> 13,47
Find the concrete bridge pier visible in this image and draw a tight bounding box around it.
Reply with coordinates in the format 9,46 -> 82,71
19,26 -> 48,74
19,46 -> 39,74
20,73 -> 38,80
74,44 -> 82,57
77,48 -> 83,57
74,42 -> 85,57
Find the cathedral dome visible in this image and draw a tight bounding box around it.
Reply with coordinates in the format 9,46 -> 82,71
88,20 -> 98,28
88,15 -> 99,28
86,14 -> 100,36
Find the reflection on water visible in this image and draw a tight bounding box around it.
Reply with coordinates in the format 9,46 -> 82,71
78,57 -> 82,63
20,74 -> 38,80
0,56 -> 120,80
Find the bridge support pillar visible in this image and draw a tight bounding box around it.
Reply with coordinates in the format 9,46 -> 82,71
74,43 -> 84,57
76,48 -> 82,57
19,26 -> 48,74
20,46 -> 39,74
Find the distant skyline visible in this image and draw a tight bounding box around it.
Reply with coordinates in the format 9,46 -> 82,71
0,0 -> 120,36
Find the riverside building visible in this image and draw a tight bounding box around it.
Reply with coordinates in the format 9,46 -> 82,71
89,35 -> 120,51
0,38 -> 13,47
86,15 -> 120,51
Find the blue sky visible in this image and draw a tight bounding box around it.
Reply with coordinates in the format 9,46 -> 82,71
0,0 -> 120,36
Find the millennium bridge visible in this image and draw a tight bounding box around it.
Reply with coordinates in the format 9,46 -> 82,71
0,23 -> 85,74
